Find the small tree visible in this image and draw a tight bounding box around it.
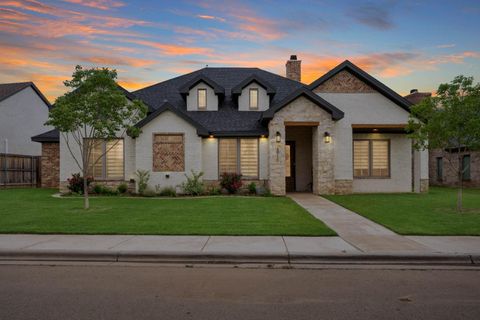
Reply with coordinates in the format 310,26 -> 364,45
47,66 -> 147,209
407,75 -> 480,212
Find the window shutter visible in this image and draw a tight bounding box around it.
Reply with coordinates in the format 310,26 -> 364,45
153,134 -> 184,172
106,139 -> 124,179
371,140 -> 389,177
240,139 -> 258,178
219,139 -> 238,174
353,140 -> 369,177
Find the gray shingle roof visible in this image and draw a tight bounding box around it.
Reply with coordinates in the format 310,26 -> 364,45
0,82 -> 51,107
133,67 -> 307,136
31,129 -> 59,143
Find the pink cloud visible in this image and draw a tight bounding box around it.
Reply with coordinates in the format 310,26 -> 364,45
63,0 -> 125,10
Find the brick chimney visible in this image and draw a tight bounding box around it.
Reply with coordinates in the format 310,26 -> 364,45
286,55 -> 301,82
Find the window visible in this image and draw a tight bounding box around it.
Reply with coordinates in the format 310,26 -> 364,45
87,139 -> 124,180
153,134 -> 184,172
353,139 -> 390,178
462,155 -> 471,181
249,88 -> 258,110
436,157 -> 443,181
219,138 -> 258,178
197,88 -> 207,109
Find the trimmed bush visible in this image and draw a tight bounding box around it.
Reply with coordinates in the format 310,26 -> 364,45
67,173 -> 93,194
181,170 -> 205,196
247,182 -> 256,195
157,186 -> 177,197
220,173 -> 242,194
117,183 -> 128,194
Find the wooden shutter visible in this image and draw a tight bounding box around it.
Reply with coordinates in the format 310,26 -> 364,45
353,140 -> 369,177
219,139 -> 237,174
106,139 -> 124,179
153,134 -> 184,172
240,139 -> 258,178
371,140 -> 389,177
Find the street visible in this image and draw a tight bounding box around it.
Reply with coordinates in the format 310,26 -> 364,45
1,264 -> 479,320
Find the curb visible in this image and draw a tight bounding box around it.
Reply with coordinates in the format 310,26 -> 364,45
0,250 -> 478,266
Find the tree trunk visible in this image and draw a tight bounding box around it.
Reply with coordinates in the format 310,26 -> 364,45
83,170 -> 89,210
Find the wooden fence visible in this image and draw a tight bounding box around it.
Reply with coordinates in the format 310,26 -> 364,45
0,153 -> 40,187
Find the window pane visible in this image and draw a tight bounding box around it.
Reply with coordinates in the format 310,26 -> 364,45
249,89 -> 258,109
240,139 -> 258,178
153,134 -> 184,172
106,139 -> 124,179
219,139 -> 238,174
88,139 -> 104,179
198,89 -> 206,109
371,140 -> 389,177
462,155 -> 471,180
353,140 -> 369,177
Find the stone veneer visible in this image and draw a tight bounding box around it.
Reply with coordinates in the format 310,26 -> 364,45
334,179 -> 353,195
313,70 -> 375,93
268,96 -> 335,195
40,142 -> 59,188
420,179 -> 429,193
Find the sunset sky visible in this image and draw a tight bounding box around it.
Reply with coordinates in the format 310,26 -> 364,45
1,0 -> 479,101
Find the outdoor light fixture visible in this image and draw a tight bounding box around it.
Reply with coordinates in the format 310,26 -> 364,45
275,131 -> 281,143
209,134 -> 214,138
324,132 -> 331,143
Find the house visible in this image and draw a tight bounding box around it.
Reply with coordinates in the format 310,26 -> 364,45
404,90 -> 479,188
0,82 -> 51,156
33,56 -> 429,195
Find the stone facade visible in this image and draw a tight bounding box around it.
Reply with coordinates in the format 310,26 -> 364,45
40,142 -> 59,188
334,179 -> 353,195
268,96 -> 335,195
429,148 -> 480,188
313,70 -> 375,93
285,57 -> 301,82
420,179 -> 429,193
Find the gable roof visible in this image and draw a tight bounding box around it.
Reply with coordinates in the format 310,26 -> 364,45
262,87 -> 344,121
308,60 -> 412,112
31,128 -> 59,143
178,74 -> 225,96
0,82 -> 51,108
135,101 -> 209,136
133,67 -> 305,135
231,75 -> 276,96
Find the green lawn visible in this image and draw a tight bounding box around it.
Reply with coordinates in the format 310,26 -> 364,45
0,189 -> 335,236
325,187 -> 480,235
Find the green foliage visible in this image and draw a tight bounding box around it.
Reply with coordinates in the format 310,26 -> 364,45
67,173 -> 93,194
117,183 -> 128,194
156,186 -> 177,197
181,170 -> 205,196
247,182 -> 257,194
407,75 -> 480,152
142,187 -> 156,197
93,184 -> 118,196
220,172 -> 242,194
207,185 -> 221,196
135,169 -> 150,195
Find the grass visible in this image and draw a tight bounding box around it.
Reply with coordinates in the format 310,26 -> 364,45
0,188 -> 335,236
324,187 -> 480,235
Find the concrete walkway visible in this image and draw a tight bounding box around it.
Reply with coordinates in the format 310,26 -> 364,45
289,193 -> 431,253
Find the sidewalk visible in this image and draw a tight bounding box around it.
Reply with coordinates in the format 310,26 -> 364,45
1,234 -> 479,265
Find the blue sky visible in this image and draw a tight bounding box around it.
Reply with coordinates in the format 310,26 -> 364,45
0,0 -> 479,100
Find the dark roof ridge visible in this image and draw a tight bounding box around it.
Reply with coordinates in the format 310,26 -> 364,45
178,74 -> 225,95
231,74 -> 276,95
0,81 -> 51,107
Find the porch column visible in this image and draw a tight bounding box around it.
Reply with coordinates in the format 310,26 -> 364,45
312,122 -> 335,195
268,120 -> 286,195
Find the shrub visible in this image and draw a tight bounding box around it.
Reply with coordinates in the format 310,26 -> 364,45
181,170 -> 204,196
117,183 -> 128,194
157,186 -> 177,197
247,182 -> 256,195
220,172 -> 242,194
92,184 -> 118,196
142,186 -> 156,197
135,169 -> 150,195
93,184 -> 103,194
207,185 -> 221,196
67,173 -> 93,194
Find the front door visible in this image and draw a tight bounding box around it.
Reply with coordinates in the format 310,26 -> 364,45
285,141 -> 296,192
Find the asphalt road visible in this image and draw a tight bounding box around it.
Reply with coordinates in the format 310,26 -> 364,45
1,264 -> 479,320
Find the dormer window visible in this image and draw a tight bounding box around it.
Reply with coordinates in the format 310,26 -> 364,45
197,88 -> 207,110
249,88 -> 258,110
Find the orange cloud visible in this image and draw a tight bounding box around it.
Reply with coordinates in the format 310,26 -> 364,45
196,14 -> 226,22
63,0 -> 125,10
124,39 -> 214,56
117,79 -> 155,91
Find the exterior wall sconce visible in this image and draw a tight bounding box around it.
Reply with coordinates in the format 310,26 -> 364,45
209,134 -> 214,138
275,131 -> 281,143
324,132 -> 331,143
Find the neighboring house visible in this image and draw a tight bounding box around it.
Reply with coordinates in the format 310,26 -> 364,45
0,82 -> 51,156
405,90 -> 479,188
33,56 -> 429,195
